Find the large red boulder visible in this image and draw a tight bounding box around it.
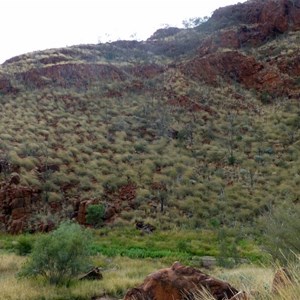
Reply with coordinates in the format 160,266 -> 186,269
124,262 -> 248,300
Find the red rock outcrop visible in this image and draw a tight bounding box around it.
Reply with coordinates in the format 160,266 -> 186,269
0,174 -> 68,233
124,262 -> 248,300
0,75 -> 18,94
76,199 -> 94,225
182,50 -> 287,94
118,183 -> 137,203
211,0 -> 300,32
75,201 -> 117,225
75,183 -> 136,225
0,180 -> 40,234
125,64 -> 165,79
200,0 -> 300,53
16,63 -> 126,89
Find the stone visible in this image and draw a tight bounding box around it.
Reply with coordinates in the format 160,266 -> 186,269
80,267 -> 103,281
200,256 -> 217,269
124,262 -> 248,300
135,220 -> 156,233
76,200 -> 93,224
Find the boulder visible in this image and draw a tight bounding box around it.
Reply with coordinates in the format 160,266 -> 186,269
135,220 -> 156,233
200,256 -> 217,269
124,262 -> 248,300
80,267 -> 103,281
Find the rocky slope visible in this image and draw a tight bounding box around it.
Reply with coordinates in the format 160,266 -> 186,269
1,0 -> 300,233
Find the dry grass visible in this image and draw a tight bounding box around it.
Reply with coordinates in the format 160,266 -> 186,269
214,264 -> 300,300
94,256 -> 166,297
0,253 -> 165,300
0,251 -> 300,299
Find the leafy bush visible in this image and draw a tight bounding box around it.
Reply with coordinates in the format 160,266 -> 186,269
19,221 -> 92,285
86,204 -> 105,228
15,236 -> 33,256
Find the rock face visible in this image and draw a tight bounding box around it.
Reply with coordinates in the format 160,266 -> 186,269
211,0 -> 300,33
185,0 -> 300,96
75,183 -> 137,225
198,0 -> 300,53
124,262 -> 248,300
0,174 -> 65,234
0,180 -> 40,234
182,50 -> 284,93
16,63 -> 126,89
0,76 -> 18,94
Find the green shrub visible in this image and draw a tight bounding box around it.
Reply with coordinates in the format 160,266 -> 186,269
217,227 -> 242,268
15,236 -> 33,256
19,221 -> 92,285
86,204 -> 105,228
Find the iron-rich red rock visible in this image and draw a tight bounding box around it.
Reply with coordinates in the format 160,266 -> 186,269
124,262 -> 248,300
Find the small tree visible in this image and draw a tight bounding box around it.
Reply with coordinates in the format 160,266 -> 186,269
86,204 -> 105,228
182,16 -> 209,28
19,221 -> 92,285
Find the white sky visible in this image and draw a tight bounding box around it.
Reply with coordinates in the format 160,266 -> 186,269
0,0 -> 245,64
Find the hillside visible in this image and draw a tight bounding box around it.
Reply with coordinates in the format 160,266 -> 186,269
0,0 -> 300,234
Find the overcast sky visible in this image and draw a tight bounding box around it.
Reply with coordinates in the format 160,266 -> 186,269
0,0 -> 245,64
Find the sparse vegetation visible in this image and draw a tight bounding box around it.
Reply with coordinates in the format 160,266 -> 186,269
19,222 -> 93,285
260,203 -> 300,265
1,1 -> 300,298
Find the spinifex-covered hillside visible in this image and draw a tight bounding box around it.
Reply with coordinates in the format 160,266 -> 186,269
0,0 -> 300,233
